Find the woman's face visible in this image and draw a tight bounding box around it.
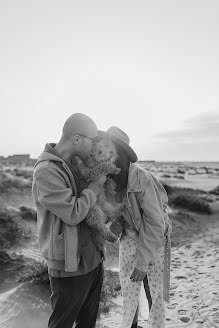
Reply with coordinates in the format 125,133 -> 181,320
98,137 -> 118,163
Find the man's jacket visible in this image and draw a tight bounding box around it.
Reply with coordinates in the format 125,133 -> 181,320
32,144 -> 98,272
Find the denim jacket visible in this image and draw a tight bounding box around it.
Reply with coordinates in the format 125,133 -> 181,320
122,163 -> 171,272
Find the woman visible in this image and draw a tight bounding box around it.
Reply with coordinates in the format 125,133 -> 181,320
99,127 -> 172,328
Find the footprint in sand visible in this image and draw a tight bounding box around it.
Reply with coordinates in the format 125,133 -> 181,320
174,275 -> 187,279
179,316 -> 191,323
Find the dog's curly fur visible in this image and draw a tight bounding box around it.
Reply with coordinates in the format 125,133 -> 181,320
75,138 -> 124,249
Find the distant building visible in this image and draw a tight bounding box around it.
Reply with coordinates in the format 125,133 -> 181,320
8,154 -> 30,161
137,160 -> 155,163
0,154 -> 36,166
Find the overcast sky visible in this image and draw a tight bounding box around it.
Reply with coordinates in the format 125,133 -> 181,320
0,0 -> 219,161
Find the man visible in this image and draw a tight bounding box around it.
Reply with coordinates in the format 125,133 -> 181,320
32,113 -> 106,328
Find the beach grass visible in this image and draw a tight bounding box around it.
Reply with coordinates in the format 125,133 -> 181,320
161,183 -> 211,214
19,205 -> 37,221
0,206 -> 28,249
0,173 -> 31,192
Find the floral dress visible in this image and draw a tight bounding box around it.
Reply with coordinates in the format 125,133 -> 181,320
119,222 -> 170,328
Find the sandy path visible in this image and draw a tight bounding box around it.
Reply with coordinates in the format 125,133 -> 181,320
165,212 -> 219,328
0,208 -> 218,328
98,208 -> 219,328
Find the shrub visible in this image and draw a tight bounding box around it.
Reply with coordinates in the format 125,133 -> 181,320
160,183 -> 211,213
13,169 -> 33,179
19,206 -> 37,220
177,168 -> 185,174
98,270 -> 121,316
209,186 -> 219,195
102,270 -> 120,298
0,206 -> 27,249
0,250 -> 25,266
161,183 -> 174,195
169,192 -> 211,214
0,176 -> 31,192
18,260 -> 49,285
161,174 -> 171,178
0,250 -> 12,264
173,175 -> 184,179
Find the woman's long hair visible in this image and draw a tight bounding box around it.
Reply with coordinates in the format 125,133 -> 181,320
110,141 -> 131,192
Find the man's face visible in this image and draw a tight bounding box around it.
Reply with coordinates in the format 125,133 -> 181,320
98,138 -> 118,163
77,135 -> 94,160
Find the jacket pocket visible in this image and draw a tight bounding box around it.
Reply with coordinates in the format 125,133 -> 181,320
53,232 -> 65,259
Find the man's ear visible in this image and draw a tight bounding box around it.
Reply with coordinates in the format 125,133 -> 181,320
72,135 -> 81,145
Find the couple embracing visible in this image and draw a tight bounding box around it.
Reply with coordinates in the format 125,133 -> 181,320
32,113 -> 172,328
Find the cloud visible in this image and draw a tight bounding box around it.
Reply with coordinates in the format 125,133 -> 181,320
154,111 -> 219,144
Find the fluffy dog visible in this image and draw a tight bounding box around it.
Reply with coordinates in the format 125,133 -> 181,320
74,138 -> 124,249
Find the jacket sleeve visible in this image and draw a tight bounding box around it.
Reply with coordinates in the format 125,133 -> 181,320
135,177 -> 165,271
35,166 -> 97,226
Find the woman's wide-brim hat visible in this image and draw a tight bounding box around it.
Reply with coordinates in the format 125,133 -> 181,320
98,126 -> 138,163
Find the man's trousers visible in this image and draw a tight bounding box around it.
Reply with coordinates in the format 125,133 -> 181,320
48,262 -> 104,328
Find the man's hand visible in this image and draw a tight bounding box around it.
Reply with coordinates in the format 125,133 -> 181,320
110,220 -> 123,238
130,267 -> 147,282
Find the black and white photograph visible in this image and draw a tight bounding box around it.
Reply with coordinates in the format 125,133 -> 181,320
0,1 -> 219,327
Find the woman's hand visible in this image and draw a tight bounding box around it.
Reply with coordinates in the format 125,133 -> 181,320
110,220 -> 123,238
130,267 -> 147,282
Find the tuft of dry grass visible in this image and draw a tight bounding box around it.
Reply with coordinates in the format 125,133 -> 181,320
0,172 -> 31,192
13,168 -> 33,180
19,206 -> 37,220
161,183 -> 211,214
98,270 -> 121,316
18,260 -> 49,285
0,206 -> 29,249
209,185 -> 219,195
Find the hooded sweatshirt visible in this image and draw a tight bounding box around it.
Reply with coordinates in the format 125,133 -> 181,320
32,143 -> 102,275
